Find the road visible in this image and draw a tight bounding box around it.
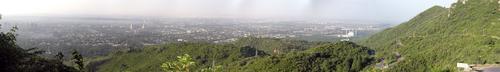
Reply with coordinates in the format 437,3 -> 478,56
480,67 -> 500,72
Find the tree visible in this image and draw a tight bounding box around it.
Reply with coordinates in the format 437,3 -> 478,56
72,50 -> 84,71
239,41 -> 374,72
200,65 -> 222,72
0,15 -> 78,72
55,52 -> 64,61
161,54 -> 195,72
120,64 -> 129,72
0,13 -> 25,72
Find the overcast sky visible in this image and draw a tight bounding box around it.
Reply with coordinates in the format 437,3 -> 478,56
0,0 -> 455,23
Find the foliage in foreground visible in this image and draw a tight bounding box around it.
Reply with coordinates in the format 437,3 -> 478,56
160,54 -> 222,72
161,54 -> 196,72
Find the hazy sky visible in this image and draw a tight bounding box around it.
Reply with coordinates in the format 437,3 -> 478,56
0,0 -> 455,23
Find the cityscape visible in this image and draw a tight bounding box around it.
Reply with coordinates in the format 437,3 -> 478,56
0,16 -> 390,56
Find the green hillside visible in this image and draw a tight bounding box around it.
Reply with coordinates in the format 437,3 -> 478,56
97,38 -> 315,72
98,42 -> 249,72
361,0 -> 500,71
96,38 -> 375,72
234,41 -> 374,72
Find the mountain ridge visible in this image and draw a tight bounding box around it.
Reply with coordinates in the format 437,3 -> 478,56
361,0 -> 500,71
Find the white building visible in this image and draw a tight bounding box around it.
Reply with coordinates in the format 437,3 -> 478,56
457,63 -> 472,71
177,39 -> 184,42
129,24 -> 133,30
142,20 -> 146,29
337,31 -> 355,38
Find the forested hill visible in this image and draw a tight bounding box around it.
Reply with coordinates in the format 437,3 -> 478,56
96,38 -> 375,72
361,0 -> 500,71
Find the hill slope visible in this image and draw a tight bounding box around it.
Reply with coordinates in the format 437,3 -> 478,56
97,38 -> 322,72
233,41 -> 374,72
361,0 -> 500,71
96,38 -> 374,72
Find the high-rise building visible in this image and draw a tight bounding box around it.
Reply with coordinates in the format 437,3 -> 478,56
141,20 -> 145,29
129,24 -> 133,30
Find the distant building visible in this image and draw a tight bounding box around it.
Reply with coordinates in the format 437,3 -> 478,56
340,39 -> 350,41
337,31 -> 355,38
177,39 -> 184,42
141,20 -> 146,29
338,30 -> 356,41
129,24 -> 133,30
141,24 -> 145,29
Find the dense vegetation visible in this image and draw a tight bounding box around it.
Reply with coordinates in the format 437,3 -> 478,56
361,0 -> 500,71
97,37 -> 375,72
233,41 -> 374,72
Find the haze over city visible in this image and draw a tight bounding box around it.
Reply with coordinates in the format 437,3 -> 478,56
3,0 -> 499,72
1,0 -> 454,23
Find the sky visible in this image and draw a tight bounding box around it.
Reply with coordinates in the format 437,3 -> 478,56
0,0 -> 455,23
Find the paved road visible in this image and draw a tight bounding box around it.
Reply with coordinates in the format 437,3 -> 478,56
480,67 -> 500,72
